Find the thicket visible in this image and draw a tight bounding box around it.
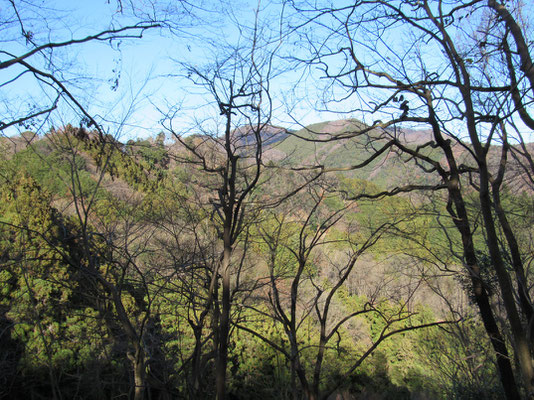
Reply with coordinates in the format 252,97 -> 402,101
0,130 -> 508,399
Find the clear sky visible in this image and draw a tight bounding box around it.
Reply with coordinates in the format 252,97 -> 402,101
1,0 -> 339,141
3,0 -> 533,142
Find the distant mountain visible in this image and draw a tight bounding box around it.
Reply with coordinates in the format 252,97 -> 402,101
233,124 -> 290,147
268,119 -> 440,189
261,118 -> 533,193
4,119 -> 532,196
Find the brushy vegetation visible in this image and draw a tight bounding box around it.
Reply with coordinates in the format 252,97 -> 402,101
0,127 -> 514,399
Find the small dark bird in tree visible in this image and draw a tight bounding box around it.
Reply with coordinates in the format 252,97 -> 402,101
400,100 -> 409,119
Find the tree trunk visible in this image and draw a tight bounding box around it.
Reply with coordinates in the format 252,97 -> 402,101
190,325 -> 203,398
129,346 -> 146,400
425,94 -> 522,400
216,242 -> 232,400
478,165 -> 534,398
448,172 -> 521,400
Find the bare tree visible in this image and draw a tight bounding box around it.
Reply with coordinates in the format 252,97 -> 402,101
0,0 -> 161,140
234,183 -> 453,400
161,21 -> 283,396
286,0 -> 534,398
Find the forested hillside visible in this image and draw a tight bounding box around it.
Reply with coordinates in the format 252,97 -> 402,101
2,1 -> 534,399
0,122 -> 527,399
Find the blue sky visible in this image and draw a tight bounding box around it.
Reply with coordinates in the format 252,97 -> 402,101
0,0 -> 337,140
2,0 -> 533,142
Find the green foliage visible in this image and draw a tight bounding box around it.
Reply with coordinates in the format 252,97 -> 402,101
8,139 -> 95,197
127,136 -> 170,169
0,125 -> 513,399
0,172 -> 115,398
229,309 -> 292,399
